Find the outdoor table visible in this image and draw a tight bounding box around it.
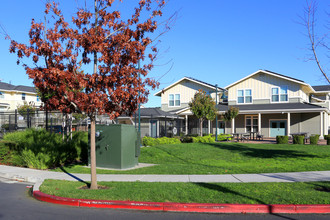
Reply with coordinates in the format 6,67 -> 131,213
250,131 -> 258,140
232,133 -> 250,142
232,133 -> 240,142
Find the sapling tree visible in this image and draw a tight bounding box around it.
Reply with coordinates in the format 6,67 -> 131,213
189,90 -> 216,137
9,0 -> 171,189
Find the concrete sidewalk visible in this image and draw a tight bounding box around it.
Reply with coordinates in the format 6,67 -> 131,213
1,165 -> 330,184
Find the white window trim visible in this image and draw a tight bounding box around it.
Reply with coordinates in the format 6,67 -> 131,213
237,88 -> 253,105
270,86 -> 289,103
22,93 -> 26,101
168,93 -> 181,107
244,115 -> 259,133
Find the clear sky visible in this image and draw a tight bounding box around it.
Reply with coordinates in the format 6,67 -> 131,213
0,0 -> 329,107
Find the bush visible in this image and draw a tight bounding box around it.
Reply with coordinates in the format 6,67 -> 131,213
309,134 -> 320,145
217,134 -> 232,141
324,135 -> 330,145
292,135 -> 305,144
192,134 -> 215,143
142,136 -> 181,146
2,129 -> 88,169
181,136 -> 193,143
276,135 -> 289,144
1,124 -> 9,130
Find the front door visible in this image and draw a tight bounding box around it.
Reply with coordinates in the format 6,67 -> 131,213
217,121 -> 225,134
270,120 -> 286,137
150,120 -> 158,138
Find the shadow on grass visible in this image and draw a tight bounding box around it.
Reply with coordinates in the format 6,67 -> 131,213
60,166 -> 90,188
207,143 -> 318,159
194,183 -> 297,220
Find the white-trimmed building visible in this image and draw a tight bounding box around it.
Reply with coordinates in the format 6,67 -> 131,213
154,70 -> 330,138
0,81 -> 42,111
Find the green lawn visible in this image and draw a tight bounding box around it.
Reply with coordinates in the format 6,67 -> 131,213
55,142 -> 330,174
40,179 -> 330,204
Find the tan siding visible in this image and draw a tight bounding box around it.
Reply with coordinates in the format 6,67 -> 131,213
161,80 -> 214,106
228,73 -> 304,102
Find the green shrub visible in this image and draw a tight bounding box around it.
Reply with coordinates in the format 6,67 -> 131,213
192,134 -> 215,143
292,135 -> 305,144
324,135 -> 330,145
276,136 -> 289,144
217,134 -> 232,141
2,129 -> 88,169
0,142 -> 13,165
309,134 -> 320,145
181,136 -> 193,143
142,136 -> 181,146
1,124 -> 9,130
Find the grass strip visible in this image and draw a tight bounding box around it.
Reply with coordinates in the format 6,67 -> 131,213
54,142 -> 330,175
40,180 -> 330,205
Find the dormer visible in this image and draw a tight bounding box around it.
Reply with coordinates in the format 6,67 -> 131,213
154,77 -> 225,112
225,70 -> 315,105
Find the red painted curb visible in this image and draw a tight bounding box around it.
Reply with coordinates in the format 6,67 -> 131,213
33,191 -> 330,213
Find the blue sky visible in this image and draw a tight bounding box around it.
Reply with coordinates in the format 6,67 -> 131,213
0,0 -> 329,107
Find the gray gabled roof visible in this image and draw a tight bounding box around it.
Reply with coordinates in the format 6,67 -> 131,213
119,107 -> 181,119
312,85 -> 330,92
216,102 -> 326,113
0,82 -> 36,93
154,77 -> 225,96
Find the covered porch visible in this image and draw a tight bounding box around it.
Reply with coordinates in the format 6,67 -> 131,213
226,103 -> 329,138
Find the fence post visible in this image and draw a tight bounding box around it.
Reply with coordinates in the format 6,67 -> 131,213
15,109 -> 18,130
46,108 -> 48,131
27,109 -> 30,128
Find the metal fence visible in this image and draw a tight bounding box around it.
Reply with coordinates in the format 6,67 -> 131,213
0,110 -> 90,138
0,109 -> 184,139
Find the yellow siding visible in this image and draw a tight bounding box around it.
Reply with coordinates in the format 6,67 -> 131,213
228,73 -> 302,101
161,80 -> 214,105
0,90 -> 42,111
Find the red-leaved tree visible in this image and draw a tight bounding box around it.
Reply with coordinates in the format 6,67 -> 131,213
9,0 -> 169,189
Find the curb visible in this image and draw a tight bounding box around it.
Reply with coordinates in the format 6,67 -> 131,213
33,190 -> 330,214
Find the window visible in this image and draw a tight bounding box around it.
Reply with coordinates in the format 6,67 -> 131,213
246,115 -> 258,132
237,89 -> 252,104
0,91 -> 4,99
280,87 -> 288,101
22,93 -> 26,101
169,94 -> 180,107
272,86 -> 288,102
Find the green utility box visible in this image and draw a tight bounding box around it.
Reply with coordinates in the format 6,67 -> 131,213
89,124 -> 140,169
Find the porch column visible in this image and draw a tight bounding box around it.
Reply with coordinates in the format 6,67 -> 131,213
208,120 -> 211,134
231,117 -> 235,133
258,113 -> 261,134
287,112 -> 291,136
185,115 -> 188,135
320,112 -> 324,138
325,112 -> 329,136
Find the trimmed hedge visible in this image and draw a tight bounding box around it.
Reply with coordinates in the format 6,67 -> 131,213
217,134 -> 233,141
309,134 -> 320,145
142,136 -> 181,146
324,135 -> 330,145
192,135 -> 215,143
292,135 -> 305,145
276,135 -> 289,144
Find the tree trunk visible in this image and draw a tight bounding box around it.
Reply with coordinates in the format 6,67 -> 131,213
199,118 -> 203,137
89,0 -> 99,190
90,116 -> 98,189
